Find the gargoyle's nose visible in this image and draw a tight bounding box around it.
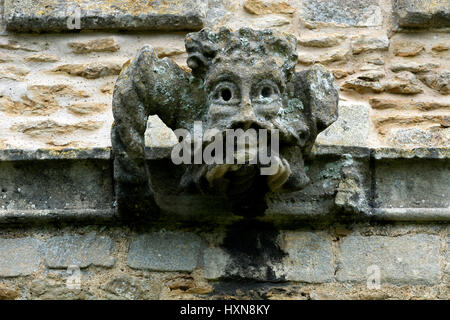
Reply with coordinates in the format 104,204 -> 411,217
230,120 -> 260,131
234,96 -> 258,129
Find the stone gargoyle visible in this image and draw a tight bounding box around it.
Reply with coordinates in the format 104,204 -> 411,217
111,27 -> 339,218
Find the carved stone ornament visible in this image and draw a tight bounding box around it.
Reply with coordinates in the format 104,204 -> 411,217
111,27 -> 339,219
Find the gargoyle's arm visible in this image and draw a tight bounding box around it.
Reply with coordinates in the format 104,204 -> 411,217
111,45 -> 204,215
293,64 -> 339,152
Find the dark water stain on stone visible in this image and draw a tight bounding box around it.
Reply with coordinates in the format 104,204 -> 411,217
219,166 -> 287,281
221,219 -> 287,282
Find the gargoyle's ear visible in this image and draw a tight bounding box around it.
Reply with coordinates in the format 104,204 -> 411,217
294,64 -> 339,134
185,28 -> 219,79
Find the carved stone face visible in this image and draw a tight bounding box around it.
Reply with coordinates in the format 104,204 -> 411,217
181,27 -> 339,198
111,27 -> 339,217
204,59 -> 285,132
204,58 -> 312,149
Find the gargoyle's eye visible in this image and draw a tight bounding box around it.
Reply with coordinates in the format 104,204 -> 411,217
261,86 -> 273,98
212,81 -> 239,104
253,80 -> 280,102
220,88 -> 232,101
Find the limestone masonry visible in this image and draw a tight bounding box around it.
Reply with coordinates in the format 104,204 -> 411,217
0,0 -> 448,300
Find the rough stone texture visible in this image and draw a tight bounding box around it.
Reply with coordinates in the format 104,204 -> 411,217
387,127 -> 450,148
390,62 -> 439,74
30,276 -> 94,300
374,159 -> 450,209
102,275 -> 160,300
0,66 -> 29,81
297,33 -> 345,48
68,38 -> 120,54
420,71 -> 450,95
67,103 -> 108,116
51,60 -> 125,79
0,238 -> 41,277
202,247 -> 230,280
127,232 -> 204,272
300,0 -> 382,27
277,232 -> 334,283
316,104 -> 369,147
297,48 -> 351,65
0,284 -> 19,300
385,72 -> 424,94
351,35 -> 389,54
4,0 -> 207,32
446,236 -> 450,275
45,232 -> 115,268
393,41 -> 424,57
337,234 -> 441,285
370,98 -> 450,112
243,0 -> 295,15
11,120 -> 103,140
432,43 -> 450,52
357,70 -> 385,81
342,78 -> 384,93
394,0 -> 450,28
24,54 -> 60,63
0,85 -> 90,116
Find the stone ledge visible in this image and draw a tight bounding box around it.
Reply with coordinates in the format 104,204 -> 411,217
2,208 -> 449,224
0,209 -> 117,224
0,145 -> 448,161
4,0 -> 206,33
0,148 -> 111,161
372,147 -> 450,159
0,146 -> 447,224
371,208 -> 450,222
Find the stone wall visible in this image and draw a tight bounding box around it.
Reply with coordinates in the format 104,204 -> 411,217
0,224 -> 448,300
0,0 -> 449,300
0,0 -> 448,150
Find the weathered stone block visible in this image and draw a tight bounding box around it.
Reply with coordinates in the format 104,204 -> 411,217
374,159 -> 450,208
276,231 -> 334,283
4,0 -> 206,32
128,232 -> 204,272
336,234 -> 441,285
420,71 -> 450,95
351,35 -> 389,54
300,0 -> 382,27
202,247 -> 230,280
243,0 -> 296,15
316,103 -> 369,147
102,275 -> 160,300
394,0 -> 450,28
0,237 -> 41,277
387,127 -> 449,148
30,277 -> 94,300
393,41 -> 425,57
0,284 -> 19,300
45,232 -> 115,268
0,159 -> 114,211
